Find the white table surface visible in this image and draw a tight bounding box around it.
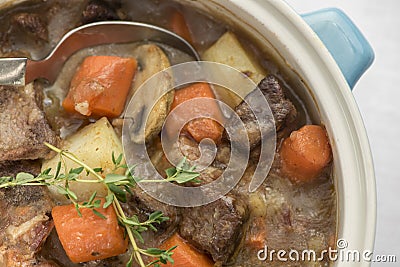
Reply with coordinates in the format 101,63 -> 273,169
284,0 -> 400,265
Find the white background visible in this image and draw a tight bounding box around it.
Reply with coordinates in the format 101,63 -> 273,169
284,0 -> 400,265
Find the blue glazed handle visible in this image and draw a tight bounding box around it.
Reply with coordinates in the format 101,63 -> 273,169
301,8 -> 374,89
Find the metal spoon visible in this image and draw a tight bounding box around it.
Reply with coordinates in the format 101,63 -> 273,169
0,21 -> 200,86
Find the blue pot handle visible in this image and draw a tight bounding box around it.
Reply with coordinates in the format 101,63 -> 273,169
301,8 -> 374,89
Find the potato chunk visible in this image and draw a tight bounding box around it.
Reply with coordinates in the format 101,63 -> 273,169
42,117 -> 123,202
203,32 -> 267,107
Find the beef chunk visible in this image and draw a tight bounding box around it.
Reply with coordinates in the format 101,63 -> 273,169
0,84 -> 58,161
0,160 -> 41,177
122,187 -> 180,246
175,135 -> 224,184
233,75 -> 297,148
177,135 -> 201,161
179,194 -> 249,263
258,75 -> 297,129
0,156 -> 54,266
12,13 -> 48,41
82,0 -> 120,24
0,186 -> 54,266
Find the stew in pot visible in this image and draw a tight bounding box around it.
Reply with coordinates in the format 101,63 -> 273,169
0,1 -> 336,267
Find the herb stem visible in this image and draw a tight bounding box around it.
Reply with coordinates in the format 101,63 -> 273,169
45,142 -> 148,267
19,183 -> 48,186
0,182 -> 13,188
75,179 -> 104,183
113,194 -> 146,267
138,179 -> 169,183
138,249 -> 157,257
0,181 -> 46,188
44,142 -> 104,182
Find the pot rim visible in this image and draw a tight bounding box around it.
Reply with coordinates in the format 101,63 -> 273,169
218,0 -> 376,265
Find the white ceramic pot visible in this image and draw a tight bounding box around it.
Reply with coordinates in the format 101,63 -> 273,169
178,0 -> 375,266
0,0 -> 376,266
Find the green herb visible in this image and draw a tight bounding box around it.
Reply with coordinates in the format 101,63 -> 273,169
0,142 -> 201,267
140,157 -> 201,184
121,210 -> 169,244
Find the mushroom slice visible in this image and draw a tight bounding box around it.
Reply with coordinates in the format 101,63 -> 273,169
126,44 -> 174,144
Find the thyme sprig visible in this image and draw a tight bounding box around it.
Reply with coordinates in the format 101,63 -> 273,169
0,142 -> 200,267
122,210 -> 170,244
140,157 -> 201,184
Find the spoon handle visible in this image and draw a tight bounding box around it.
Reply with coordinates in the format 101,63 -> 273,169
0,58 -> 27,86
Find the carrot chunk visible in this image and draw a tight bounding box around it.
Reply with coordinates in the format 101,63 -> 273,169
52,199 -> 128,263
161,233 -> 214,267
169,10 -> 193,44
167,82 -> 224,144
279,125 -> 332,183
62,55 -> 137,118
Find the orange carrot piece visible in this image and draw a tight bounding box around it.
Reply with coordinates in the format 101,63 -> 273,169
167,82 -> 224,144
279,125 -> 332,183
52,199 -> 128,263
169,10 -> 193,44
161,233 -> 214,267
62,55 -> 137,118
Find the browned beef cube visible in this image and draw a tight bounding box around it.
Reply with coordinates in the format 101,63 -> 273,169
82,0 -> 120,24
258,75 -> 297,130
12,13 -> 48,42
233,75 -> 297,148
0,185 -> 54,266
0,84 -> 58,161
0,160 -> 41,177
179,194 -> 249,264
123,187 -> 181,246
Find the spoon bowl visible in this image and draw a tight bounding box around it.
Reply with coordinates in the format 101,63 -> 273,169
0,21 -> 199,86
